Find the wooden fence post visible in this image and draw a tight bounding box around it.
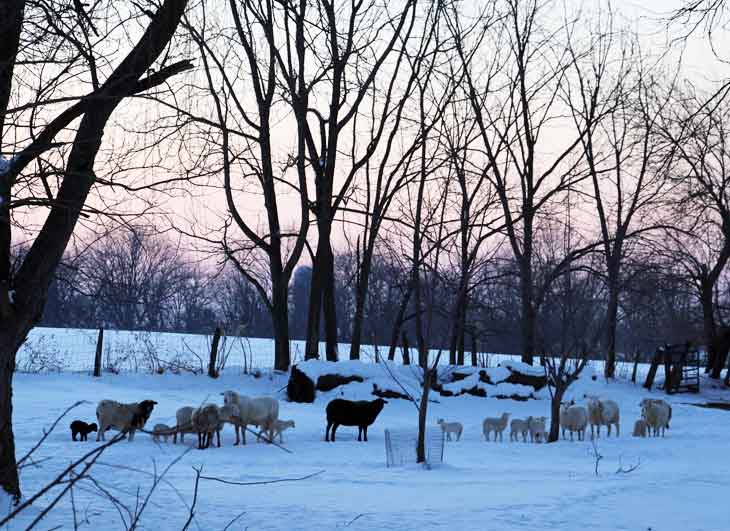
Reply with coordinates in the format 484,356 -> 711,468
208,327 -> 222,378
93,327 -> 104,377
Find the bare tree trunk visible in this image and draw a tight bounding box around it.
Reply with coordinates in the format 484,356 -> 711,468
208,326 -> 222,378
631,351 -> 640,383
387,286 -> 412,362
416,365 -> 434,463
271,277 -> 291,371
93,327 -> 104,377
700,281 -> 718,375
520,261 -> 536,365
349,261 -> 370,360
604,269 -> 620,379
401,331 -> 411,366
321,239 -> 339,362
0,330 -> 23,501
304,252 -> 324,361
548,386 -> 565,443
471,334 -> 478,367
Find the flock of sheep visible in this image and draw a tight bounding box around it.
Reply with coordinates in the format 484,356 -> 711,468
68,389 -> 674,450
435,395 -> 674,443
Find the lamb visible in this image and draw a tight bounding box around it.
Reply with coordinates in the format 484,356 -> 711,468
632,419 -> 648,438
325,398 -> 387,442
559,401 -> 588,441
191,403 -> 221,449
173,406 -> 195,444
509,418 -> 529,442
640,398 -> 672,430
222,391 -> 280,445
641,399 -> 671,437
437,419 -> 463,441
482,413 -> 510,442
263,419 -> 295,443
95,399 -> 157,442
151,423 -> 173,443
70,420 -> 97,442
585,395 -> 620,438
527,416 -> 547,443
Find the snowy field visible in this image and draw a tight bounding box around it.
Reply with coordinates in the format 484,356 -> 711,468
5,330 -> 730,530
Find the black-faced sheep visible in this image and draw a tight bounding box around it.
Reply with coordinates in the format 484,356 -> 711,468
96,399 -> 157,442
70,420 -> 98,442
325,398 -> 387,442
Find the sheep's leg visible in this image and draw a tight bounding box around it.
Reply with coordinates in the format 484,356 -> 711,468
616,422 -> 620,437
364,426 -> 368,442
325,421 -> 332,442
216,430 -> 221,448
331,424 -> 338,442
358,426 -> 362,442
128,429 -> 135,442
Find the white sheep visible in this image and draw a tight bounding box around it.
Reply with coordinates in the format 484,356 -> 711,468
585,395 -> 620,438
482,413 -> 510,442
527,416 -> 547,443
559,402 -> 588,441
436,418 -> 463,441
191,403 -> 221,449
632,419 -> 648,438
640,398 -> 672,431
509,418 -> 529,442
263,419 -> 296,443
95,399 -> 157,442
641,399 -> 671,437
173,406 -> 195,444
222,391 -> 279,444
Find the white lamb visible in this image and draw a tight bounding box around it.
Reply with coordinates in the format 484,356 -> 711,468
263,419 -> 296,443
559,402 -> 588,441
222,390 -> 279,444
152,423 -> 173,443
585,395 -> 620,438
527,416 -> 547,443
437,419 -> 463,441
482,413 -> 510,442
510,418 -> 529,442
641,399 -> 671,437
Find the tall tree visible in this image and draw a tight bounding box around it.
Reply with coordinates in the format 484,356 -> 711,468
0,0 -> 190,500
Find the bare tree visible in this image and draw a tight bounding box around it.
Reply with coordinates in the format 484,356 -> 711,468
0,0 -> 191,500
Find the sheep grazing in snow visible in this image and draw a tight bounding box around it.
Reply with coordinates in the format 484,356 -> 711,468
152,423 -> 173,443
173,406 -> 195,444
527,416 -> 547,443
263,419 -> 295,443
70,420 -> 97,442
641,399 -> 671,437
482,413 -> 510,442
95,399 -> 157,442
559,401 -> 588,441
325,398 -> 388,442
510,418 -> 529,442
584,395 -> 620,438
191,404 -> 222,449
640,398 -> 672,431
221,391 -> 280,445
437,419 -> 463,441
632,419 -> 648,438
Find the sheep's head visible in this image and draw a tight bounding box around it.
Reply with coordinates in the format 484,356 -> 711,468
501,412 -> 510,420
134,400 -> 157,427
89,423 -> 98,433
221,390 -> 238,406
373,398 -> 388,413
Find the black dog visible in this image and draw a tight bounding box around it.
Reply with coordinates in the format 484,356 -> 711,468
70,420 -> 98,441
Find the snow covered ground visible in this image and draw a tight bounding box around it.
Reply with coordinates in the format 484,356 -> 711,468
6,333 -> 730,530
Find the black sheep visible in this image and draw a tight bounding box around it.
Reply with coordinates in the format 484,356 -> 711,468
325,398 -> 388,442
70,420 -> 98,441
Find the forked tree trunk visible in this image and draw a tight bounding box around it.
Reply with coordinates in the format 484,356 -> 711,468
604,270 -> 620,379
548,386 -> 565,443
700,282 -> 717,375
0,332 -> 22,501
387,285 -> 412,362
520,264 -> 536,365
